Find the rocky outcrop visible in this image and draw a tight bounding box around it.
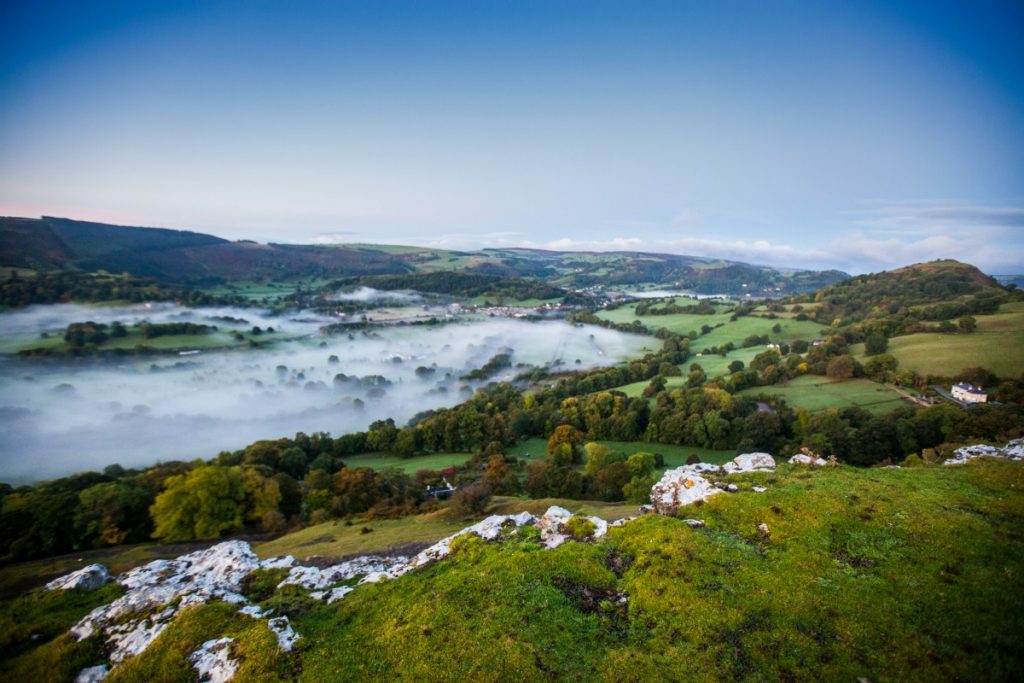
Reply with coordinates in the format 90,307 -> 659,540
789,453 -> 828,466
944,438 -> 1024,466
46,564 -> 109,592
648,452 -> 778,515
188,637 -> 237,683
74,665 -> 108,683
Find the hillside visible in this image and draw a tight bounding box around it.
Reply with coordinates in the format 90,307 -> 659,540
3,451 -> 1022,682
0,216 -> 847,295
806,259 -> 1006,327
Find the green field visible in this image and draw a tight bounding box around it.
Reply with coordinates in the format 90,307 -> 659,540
739,375 -> 908,414
851,303 -> 1024,379
507,437 -> 735,468
340,452 -> 474,474
202,279 -> 329,301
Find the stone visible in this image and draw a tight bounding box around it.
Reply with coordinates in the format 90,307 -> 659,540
752,486 -> 767,493
944,438 -> 1024,466
683,519 -> 705,528
188,637 -> 237,683
649,467 -> 722,515
74,665 -> 109,683
46,564 -> 109,592
789,453 -> 828,466
723,452 -> 776,473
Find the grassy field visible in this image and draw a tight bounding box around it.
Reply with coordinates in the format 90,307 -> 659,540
202,279 -> 329,301
12,460 -> 1021,681
340,452 -> 474,474
739,375 -> 909,414
507,437 -> 735,468
851,303 -> 1024,379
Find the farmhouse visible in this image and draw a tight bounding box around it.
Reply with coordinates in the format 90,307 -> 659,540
951,383 -> 988,404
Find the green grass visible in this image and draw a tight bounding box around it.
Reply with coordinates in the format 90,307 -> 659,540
739,375 -> 909,414
850,305 -> 1024,379
340,452 -> 474,474
286,461 -> 1024,681
5,462 -> 1024,680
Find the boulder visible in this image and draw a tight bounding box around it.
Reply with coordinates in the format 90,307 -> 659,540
649,467 -> 722,515
789,453 -> 828,466
74,665 -> 109,683
723,452 -> 776,473
46,564 -> 109,592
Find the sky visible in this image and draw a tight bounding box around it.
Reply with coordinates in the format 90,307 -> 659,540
1,0 -> 1022,274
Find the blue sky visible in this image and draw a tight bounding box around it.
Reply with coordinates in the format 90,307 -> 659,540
1,0 -> 1022,273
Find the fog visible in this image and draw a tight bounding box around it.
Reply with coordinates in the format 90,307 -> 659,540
0,303 -> 652,483
623,290 -> 726,301
332,286 -> 423,304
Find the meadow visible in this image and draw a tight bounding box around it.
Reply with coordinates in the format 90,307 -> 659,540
739,375 -> 909,414
507,437 -> 735,468
850,302 -> 1024,379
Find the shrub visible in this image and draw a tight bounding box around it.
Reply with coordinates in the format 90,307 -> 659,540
448,483 -> 491,519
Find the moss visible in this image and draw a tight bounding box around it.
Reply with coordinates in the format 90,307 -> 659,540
563,516 -> 597,540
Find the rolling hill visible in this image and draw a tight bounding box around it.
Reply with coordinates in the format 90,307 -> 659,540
1,216 -> 847,294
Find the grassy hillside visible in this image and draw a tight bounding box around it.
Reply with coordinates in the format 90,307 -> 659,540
850,302 -> 1024,379
739,376 -> 909,415
7,459 -> 1021,681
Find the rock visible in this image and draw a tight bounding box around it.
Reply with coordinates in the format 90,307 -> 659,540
649,467 -> 722,515
278,555 -> 408,591
259,556 -> 294,570
752,486 -> 767,493
723,452 -> 776,473
944,438 -> 1024,466
683,519 -> 705,528
46,564 -> 109,592
267,617 -> 299,651
188,637 -> 237,683
726,483 -> 739,492
70,540 -> 262,663
403,511 -> 537,572
757,523 -> 770,535
74,665 -> 109,683
789,453 -> 828,466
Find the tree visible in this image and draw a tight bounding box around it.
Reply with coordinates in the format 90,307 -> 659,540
150,465 -> 246,542
547,425 -> 583,465
76,481 -> 153,546
583,443 -> 623,476
958,316 -> 977,333
826,355 -> 855,381
864,333 -> 888,356
728,360 -> 745,374
481,455 -> 518,494
448,483 -> 491,519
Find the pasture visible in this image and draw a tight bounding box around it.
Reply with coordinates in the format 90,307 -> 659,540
341,452 -> 474,474
739,375 -> 908,414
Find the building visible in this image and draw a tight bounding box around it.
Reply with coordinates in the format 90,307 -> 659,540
951,383 -> 988,404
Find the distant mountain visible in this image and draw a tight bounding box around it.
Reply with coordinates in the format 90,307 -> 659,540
0,216 -> 847,294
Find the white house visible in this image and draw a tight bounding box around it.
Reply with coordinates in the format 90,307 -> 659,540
951,383 -> 988,404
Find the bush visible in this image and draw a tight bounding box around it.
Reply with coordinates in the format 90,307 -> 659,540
448,483 -> 491,519
563,516 -> 597,540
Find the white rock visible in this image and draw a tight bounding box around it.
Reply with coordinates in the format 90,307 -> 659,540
536,506 -> 574,548
188,637 -> 237,683
723,452 -> 776,473
944,438 -> 1024,466
46,564 -> 109,592
726,483 -> 739,492
683,519 -> 705,528
609,517 -> 636,527
405,511 -> 537,571
649,467 -> 722,515
757,523 -> 770,535
789,453 -> 828,466
752,486 -> 767,493
278,555 -> 407,591
74,664 -> 109,683
267,617 -> 299,651
259,556 -> 295,570
238,604 -> 269,619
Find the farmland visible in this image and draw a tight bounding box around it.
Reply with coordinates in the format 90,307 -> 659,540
739,375 -> 909,414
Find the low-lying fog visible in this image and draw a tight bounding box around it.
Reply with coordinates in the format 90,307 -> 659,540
0,303 -> 652,483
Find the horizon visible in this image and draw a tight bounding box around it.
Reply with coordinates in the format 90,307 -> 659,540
1,1 -> 1022,273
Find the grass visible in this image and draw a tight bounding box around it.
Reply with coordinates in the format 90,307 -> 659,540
340,452 -> 474,474
739,375 -> 909,414
4,461 -> 1024,680
850,305 -> 1024,379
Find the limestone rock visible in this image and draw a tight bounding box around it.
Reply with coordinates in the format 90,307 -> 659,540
944,438 -> 1024,466
74,665 -> 109,683
789,453 -> 828,466
46,564 -> 109,592
649,468 -> 722,515
188,637 -> 237,683
723,452 -> 776,473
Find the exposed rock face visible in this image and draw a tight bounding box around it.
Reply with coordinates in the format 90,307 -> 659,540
279,555 -> 408,591
649,468 -> 722,515
188,637 -> 238,683
944,438 -> 1024,466
648,452 -> 778,515
46,564 -> 109,592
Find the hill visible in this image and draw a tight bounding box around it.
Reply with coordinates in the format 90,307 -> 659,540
3,453 -> 1022,682
805,259 -> 1006,328
0,216 -> 847,295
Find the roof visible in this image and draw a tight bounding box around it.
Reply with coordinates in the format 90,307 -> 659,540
954,383 -> 986,394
